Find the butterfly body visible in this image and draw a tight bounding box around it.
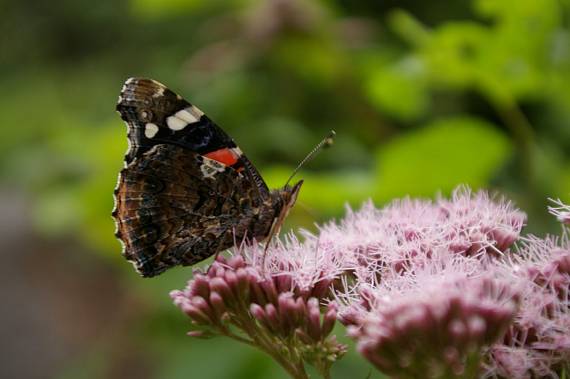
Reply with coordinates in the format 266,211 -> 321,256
113,78 -> 302,277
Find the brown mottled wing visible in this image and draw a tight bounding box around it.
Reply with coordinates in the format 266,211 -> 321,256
113,144 -> 265,277
113,77 -> 277,277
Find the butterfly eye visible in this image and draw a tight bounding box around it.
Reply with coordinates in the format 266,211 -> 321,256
139,109 -> 153,122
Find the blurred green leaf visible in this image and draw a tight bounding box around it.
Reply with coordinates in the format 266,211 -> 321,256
375,117 -> 513,201
420,21 -> 490,88
399,0 -> 563,104
365,57 -> 428,121
388,9 -> 430,47
273,38 -> 346,87
130,0 -> 212,18
33,121 -> 126,255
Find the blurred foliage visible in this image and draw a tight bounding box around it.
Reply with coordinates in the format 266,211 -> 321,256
1,0 -> 570,378
375,117 -> 513,200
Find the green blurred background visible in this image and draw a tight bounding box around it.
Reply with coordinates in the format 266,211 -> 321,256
2,0 -> 569,378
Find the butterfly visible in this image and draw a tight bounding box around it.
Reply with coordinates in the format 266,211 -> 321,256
112,78 -> 303,277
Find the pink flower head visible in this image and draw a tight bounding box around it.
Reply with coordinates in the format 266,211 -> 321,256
238,232 -> 356,298
317,187 -> 525,287
439,187 -> 526,256
171,254 -> 346,378
346,273 -> 519,379
485,236 -> 570,378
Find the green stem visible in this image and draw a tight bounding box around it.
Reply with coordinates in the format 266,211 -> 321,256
255,335 -> 309,379
460,350 -> 483,379
229,306 -> 310,379
221,329 -> 256,346
489,95 -> 535,185
319,365 -> 332,379
313,352 -> 332,379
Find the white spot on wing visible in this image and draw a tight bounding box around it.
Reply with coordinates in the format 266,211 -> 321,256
200,158 -> 226,179
167,116 -> 187,130
190,106 -> 205,118
123,121 -> 133,167
145,123 -> 159,138
175,109 -> 198,124
166,106 -> 204,130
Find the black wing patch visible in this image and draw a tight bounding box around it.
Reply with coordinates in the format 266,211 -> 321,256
116,77 -> 269,198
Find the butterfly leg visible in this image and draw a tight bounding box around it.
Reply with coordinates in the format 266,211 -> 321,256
261,218 -> 281,274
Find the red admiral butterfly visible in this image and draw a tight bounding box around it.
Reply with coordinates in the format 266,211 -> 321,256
113,78 -> 328,277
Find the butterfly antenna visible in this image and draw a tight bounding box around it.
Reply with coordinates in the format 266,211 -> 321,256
262,131 -> 335,273
285,130 -> 336,187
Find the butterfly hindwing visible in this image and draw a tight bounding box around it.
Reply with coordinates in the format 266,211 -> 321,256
114,143 -> 270,277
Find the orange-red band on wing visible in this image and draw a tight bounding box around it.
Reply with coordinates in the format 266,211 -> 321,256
204,148 -> 239,166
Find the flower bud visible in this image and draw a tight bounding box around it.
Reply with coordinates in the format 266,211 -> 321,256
209,277 -> 235,304
209,292 -> 227,318
307,298 -> 322,341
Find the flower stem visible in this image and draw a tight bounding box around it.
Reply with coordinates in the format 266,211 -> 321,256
231,309 -> 310,379
490,95 -> 535,185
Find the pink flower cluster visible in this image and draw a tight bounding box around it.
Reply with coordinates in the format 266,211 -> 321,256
171,254 -> 346,379
316,187 -> 525,286
347,274 -> 519,379
485,236 -> 570,378
171,187 -> 570,379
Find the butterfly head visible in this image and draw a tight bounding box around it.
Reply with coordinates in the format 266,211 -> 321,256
269,179 -> 304,234
281,180 -> 303,210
